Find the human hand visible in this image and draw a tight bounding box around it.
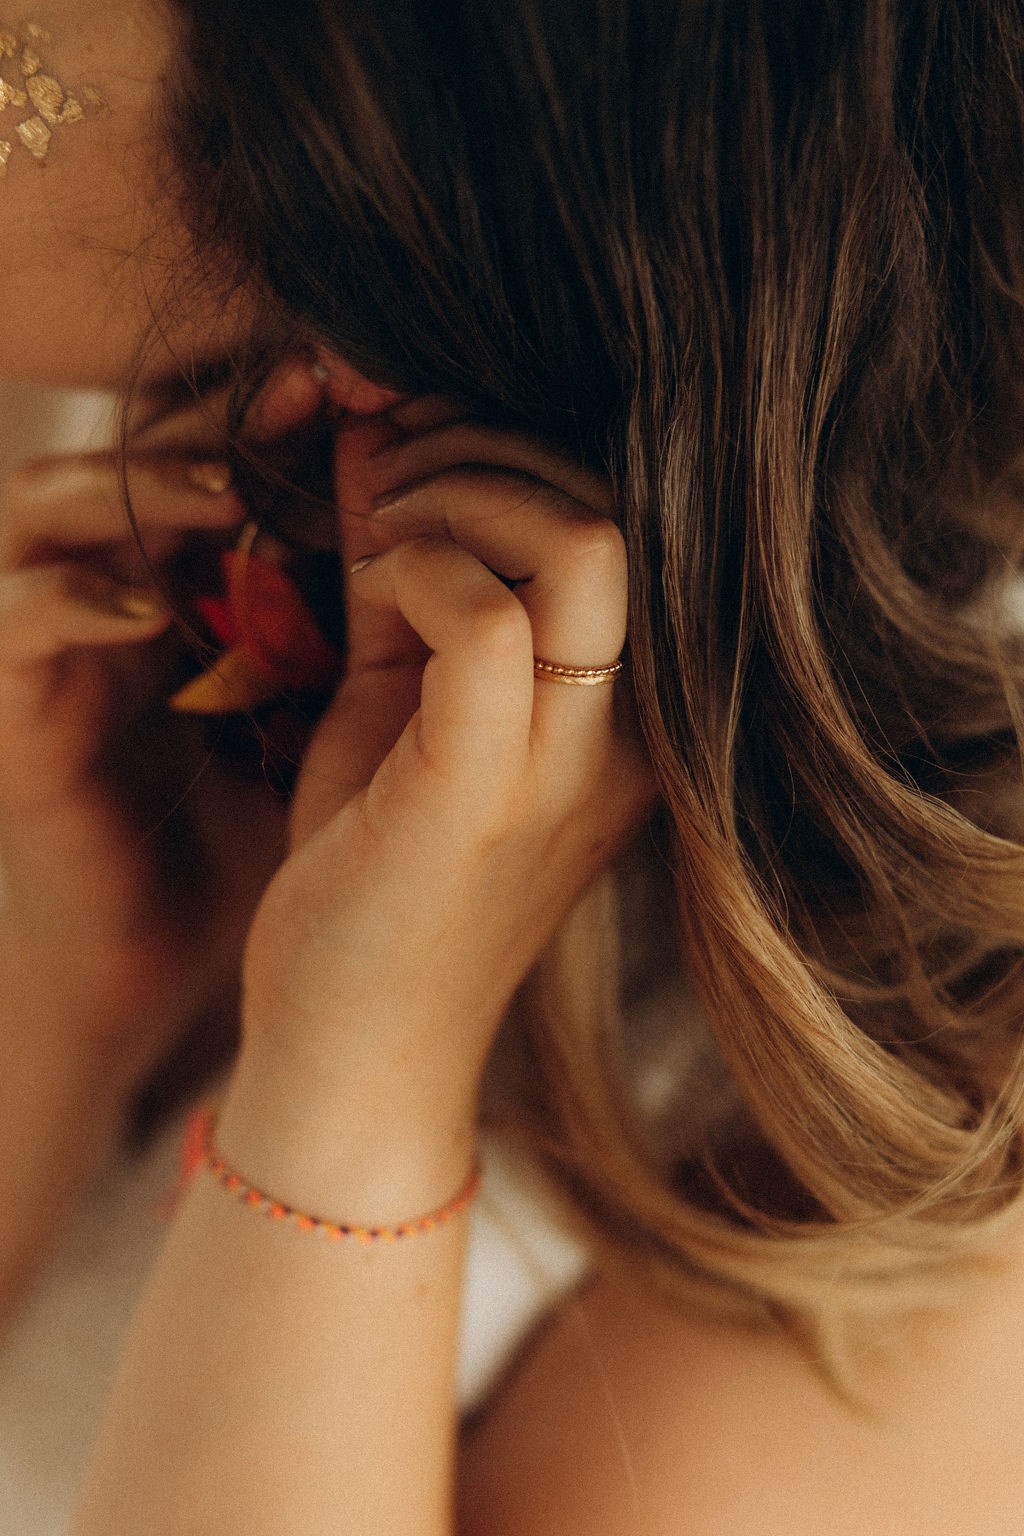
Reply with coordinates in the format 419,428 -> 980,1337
237,404 -> 656,1155
0,409 -> 288,1102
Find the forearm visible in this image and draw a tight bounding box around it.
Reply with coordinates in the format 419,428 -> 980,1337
73,1046 -> 478,1536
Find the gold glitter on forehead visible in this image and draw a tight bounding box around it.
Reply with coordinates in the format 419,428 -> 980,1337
27,73 -> 66,125
16,112 -> 49,158
0,75 -> 27,109
0,20 -> 106,172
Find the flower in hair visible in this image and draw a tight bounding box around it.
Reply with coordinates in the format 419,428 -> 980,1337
169,532 -> 342,714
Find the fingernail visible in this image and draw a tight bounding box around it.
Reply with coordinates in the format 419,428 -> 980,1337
349,553 -> 379,574
114,589 -> 168,620
74,572 -> 167,620
185,461 -> 234,496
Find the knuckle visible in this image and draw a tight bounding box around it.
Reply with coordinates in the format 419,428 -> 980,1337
564,520 -> 628,585
463,587 -> 531,656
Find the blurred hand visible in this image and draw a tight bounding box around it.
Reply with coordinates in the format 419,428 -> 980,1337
0,397 -> 290,1106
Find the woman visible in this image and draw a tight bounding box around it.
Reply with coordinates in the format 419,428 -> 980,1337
2,0 -> 1024,1529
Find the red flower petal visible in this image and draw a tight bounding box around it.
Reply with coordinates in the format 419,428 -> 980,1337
222,549 -> 341,691
193,593 -> 239,648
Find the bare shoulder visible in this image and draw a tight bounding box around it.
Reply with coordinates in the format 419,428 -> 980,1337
457,1263 -> 1024,1535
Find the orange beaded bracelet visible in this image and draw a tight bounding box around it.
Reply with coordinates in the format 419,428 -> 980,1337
179,1105 -> 482,1243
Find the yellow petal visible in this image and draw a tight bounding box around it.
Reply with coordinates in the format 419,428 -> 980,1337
167,648 -> 278,715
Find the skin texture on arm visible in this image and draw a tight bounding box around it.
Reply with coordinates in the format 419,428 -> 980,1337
73,1068 -> 474,1535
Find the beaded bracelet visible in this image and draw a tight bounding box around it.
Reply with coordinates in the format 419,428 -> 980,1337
179,1105 -> 482,1244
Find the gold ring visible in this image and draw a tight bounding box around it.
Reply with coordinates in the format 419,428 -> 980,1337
533,657 -> 623,686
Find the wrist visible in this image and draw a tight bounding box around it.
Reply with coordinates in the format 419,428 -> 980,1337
216,1040 -> 480,1228
236,990 -> 490,1139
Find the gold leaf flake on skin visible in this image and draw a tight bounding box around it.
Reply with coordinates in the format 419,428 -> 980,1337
0,76 -> 27,110
26,72 -> 64,125
15,113 -> 50,159
0,26 -> 107,175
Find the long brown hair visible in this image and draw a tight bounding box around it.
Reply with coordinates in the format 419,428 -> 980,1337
163,0 -> 1024,1354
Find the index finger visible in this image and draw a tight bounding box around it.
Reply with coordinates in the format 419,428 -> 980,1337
0,452 -> 244,567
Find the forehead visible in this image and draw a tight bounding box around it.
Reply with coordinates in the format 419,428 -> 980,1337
0,2 -> 188,385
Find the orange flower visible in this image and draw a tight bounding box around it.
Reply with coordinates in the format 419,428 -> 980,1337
170,546 -> 342,714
